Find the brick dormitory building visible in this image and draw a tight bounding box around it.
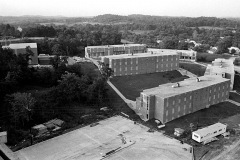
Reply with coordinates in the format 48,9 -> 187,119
101,52 -> 179,76
85,44 -> 147,59
135,75 -> 230,123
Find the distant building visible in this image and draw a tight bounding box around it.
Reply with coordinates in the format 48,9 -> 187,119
135,75 -> 230,123
38,54 -> 56,65
204,58 -> 235,90
85,44 -> 147,59
101,52 -> 179,76
207,47 -> 218,54
2,43 -> 38,65
228,46 -> 240,54
147,48 -> 197,61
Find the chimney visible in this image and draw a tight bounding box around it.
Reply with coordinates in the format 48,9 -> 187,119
196,78 -> 201,82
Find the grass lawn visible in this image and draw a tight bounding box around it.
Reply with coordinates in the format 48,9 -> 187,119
110,70 -> 188,101
230,92 -> 240,103
179,62 -> 206,76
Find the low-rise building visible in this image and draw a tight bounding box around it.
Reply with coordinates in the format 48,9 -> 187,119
85,44 -> 147,59
192,123 -> 226,143
2,43 -> 38,65
205,58 -> 235,90
38,54 -> 56,65
101,52 -> 179,76
147,48 -> 197,61
135,75 -> 230,123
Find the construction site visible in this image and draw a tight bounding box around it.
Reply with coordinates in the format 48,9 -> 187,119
15,116 -> 193,160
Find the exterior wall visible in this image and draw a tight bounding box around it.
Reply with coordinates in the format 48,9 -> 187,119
135,93 -> 155,121
15,48 -> 38,65
85,44 -> 147,59
106,54 -> 179,76
136,79 -> 231,124
205,58 -> 235,90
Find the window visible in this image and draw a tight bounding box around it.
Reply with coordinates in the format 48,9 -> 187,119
146,114 -> 149,119
178,106 -> 180,112
190,96 -> 192,100
184,97 -> 186,101
179,99 -> 181,103
166,110 -> 168,116
172,108 -> 175,114
173,101 -> 175,105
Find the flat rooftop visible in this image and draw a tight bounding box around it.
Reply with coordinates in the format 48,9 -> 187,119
143,75 -> 230,98
6,43 -> 37,49
16,116 -> 192,160
211,58 -> 235,74
147,48 -> 195,54
193,123 -> 226,136
103,52 -> 178,60
86,44 -> 146,48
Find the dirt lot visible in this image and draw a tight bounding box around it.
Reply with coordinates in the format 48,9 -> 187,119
16,116 -> 193,160
110,70 -> 188,101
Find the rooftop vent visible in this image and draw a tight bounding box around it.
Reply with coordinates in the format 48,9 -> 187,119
196,77 -> 201,82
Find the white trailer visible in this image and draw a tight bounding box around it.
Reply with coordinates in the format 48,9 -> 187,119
192,123 -> 226,143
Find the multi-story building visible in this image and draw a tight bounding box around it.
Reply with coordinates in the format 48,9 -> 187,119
205,58 -> 235,90
147,48 -> 197,61
101,52 -> 179,76
85,44 -> 147,59
2,43 -> 38,65
135,75 -> 230,123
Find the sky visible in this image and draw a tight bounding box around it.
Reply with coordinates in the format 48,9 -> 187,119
0,0 -> 240,18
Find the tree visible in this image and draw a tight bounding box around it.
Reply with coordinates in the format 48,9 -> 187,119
88,77 -> 108,107
8,92 -> 36,128
216,37 -> 232,54
178,41 -> 189,50
230,48 -> 236,54
51,44 -> 65,56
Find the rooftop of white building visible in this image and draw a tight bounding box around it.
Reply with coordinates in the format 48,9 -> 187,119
2,43 -> 37,49
86,44 -> 146,49
147,48 -> 196,54
210,58 -> 235,74
142,75 -> 230,98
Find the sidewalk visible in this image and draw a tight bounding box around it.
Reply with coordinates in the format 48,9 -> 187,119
178,68 -> 197,78
107,80 -> 136,110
